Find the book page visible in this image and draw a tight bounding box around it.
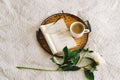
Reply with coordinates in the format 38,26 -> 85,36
50,31 -> 76,52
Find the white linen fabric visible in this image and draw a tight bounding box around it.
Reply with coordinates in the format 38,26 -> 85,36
0,0 -> 120,80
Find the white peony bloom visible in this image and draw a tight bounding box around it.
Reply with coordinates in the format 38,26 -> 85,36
87,52 -> 106,65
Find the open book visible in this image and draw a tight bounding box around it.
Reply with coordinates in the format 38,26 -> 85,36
40,19 -> 76,54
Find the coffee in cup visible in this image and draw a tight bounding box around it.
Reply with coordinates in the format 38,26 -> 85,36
70,22 -> 89,38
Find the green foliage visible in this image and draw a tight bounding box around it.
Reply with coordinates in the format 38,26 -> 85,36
79,48 -> 94,53
84,68 -> 94,80
51,46 -> 81,71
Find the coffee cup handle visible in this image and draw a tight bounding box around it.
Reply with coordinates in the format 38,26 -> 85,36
84,20 -> 91,32
84,29 -> 90,33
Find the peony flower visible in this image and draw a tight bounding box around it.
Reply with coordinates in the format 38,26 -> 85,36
87,51 -> 106,70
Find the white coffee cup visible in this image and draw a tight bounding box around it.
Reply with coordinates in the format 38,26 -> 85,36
70,22 -> 90,38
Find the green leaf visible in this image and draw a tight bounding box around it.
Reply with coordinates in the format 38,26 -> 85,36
79,48 -> 93,53
84,68 -> 94,80
83,48 -> 89,52
79,48 -> 89,52
67,49 -> 80,65
89,50 -> 94,53
61,65 -> 80,71
62,46 -> 69,56
69,49 -> 79,58
62,46 -> 69,62
71,54 -> 80,65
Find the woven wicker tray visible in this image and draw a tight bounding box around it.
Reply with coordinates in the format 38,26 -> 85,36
36,13 -> 90,57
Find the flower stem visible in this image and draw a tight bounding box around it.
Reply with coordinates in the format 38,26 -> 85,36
16,66 -> 63,72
